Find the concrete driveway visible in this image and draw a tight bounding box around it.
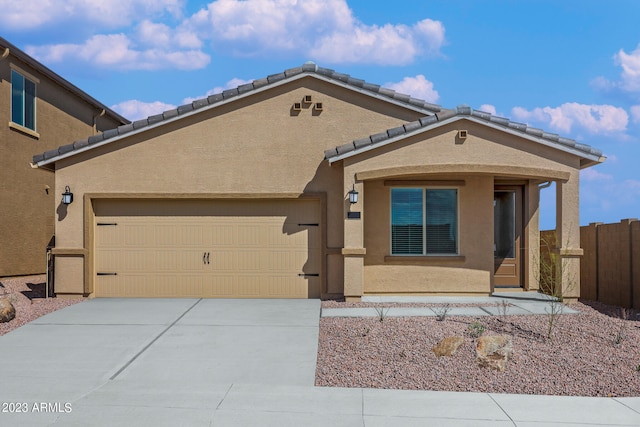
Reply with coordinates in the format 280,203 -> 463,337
0,298 -> 321,426
3,298 -> 640,426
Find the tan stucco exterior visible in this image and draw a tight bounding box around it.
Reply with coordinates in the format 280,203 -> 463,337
39,72 -> 598,299
340,121 -> 582,298
0,39 -> 126,277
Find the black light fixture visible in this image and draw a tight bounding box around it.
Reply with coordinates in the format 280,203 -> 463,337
348,184 -> 359,204
62,185 -> 73,205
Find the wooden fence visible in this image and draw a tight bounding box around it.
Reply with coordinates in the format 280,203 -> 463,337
542,219 -> 640,308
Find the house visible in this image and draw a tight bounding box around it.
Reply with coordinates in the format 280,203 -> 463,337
32,63 -> 604,300
0,37 -> 129,277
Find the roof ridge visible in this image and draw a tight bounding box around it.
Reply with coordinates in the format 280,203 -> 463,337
34,62 -> 442,165
324,104 -> 603,161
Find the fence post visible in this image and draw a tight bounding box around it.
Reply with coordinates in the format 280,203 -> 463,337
623,219 -> 638,309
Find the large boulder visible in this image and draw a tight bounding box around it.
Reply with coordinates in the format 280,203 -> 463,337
476,335 -> 512,371
0,297 -> 16,323
432,336 -> 464,357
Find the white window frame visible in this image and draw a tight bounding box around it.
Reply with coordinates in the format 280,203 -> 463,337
389,187 -> 460,256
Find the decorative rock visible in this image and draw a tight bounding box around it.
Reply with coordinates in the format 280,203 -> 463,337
476,335 -> 513,371
432,336 -> 464,357
0,297 -> 16,323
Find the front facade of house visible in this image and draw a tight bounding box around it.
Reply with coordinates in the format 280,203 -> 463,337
0,37 -> 128,277
33,63 -> 603,300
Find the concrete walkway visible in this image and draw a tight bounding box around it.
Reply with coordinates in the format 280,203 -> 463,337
322,292 -> 581,318
0,298 -> 638,426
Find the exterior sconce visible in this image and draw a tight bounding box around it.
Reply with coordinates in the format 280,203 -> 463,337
62,186 -> 73,205
348,185 -> 359,204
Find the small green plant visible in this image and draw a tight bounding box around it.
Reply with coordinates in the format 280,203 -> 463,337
468,321 -> 485,338
636,364 -> 640,372
433,304 -> 451,321
361,327 -> 370,337
399,349 -> 407,358
374,306 -> 389,322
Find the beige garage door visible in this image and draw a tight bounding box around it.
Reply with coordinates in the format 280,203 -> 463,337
94,199 -> 321,298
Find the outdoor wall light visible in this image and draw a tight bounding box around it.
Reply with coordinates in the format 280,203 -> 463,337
62,186 -> 73,205
348,185 -> 359,204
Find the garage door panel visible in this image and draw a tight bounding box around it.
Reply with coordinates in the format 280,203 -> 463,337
94,199 -> 321,298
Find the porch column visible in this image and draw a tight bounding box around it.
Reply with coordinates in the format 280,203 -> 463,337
343,175 -> 365,301
525,180 -> 540,291
554,171 -> 583,300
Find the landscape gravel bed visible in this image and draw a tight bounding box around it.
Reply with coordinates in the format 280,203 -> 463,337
0,275 -> 83,336
316,301 -> 640,397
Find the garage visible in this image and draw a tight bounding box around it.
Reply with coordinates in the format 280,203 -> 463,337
93,198 -> 321,298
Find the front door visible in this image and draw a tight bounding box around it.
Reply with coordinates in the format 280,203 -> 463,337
494,186 -> 522,287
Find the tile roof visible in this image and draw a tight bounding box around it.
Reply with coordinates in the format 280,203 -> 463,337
324,105 -> 604,162
33,62 -> 442,166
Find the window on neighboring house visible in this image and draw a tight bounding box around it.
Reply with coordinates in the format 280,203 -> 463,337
391,188 -> 458,255
11,70 -> 36,131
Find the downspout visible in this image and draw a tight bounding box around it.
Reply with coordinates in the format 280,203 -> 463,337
538,181 -> 552,190
92,108 -> 105,135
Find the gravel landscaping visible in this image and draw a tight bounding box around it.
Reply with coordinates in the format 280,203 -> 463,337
0,275 -> 83,336
3,275 -> 639,397
316,300 -> 640,397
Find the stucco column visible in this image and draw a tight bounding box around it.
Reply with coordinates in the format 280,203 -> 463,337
554,171 -> 582,300
525,180 -> 541,291
343,175 -> 365,301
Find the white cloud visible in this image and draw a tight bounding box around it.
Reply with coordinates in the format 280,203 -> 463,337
631,105 -> 640,123
111,99 -> 176,121
385,75 -> 439,103
188,0 -> 445,65
478,104 -> 497,115
112,76 -> 254,121
511,103 -> 628,134
182,77 -> 253,104
580,168 -> 613,182
26,33 -> 210,71
593,43 -> 640,96
0,0 -> 184,30
615,44 -> 640,93
15,0 -> 444,70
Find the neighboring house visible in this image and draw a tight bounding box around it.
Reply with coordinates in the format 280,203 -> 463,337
0,37 -> 129,277
32,63 -> 604,300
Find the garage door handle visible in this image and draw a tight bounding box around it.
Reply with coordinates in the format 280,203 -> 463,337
97,272 -> 118,276
206,252 -> 210,264
298,273 -> 319,277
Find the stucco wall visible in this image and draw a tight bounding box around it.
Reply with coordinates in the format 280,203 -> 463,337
362,176 -> 494,294
342,120 -> 581,295
52,76 -> 425,295
0,56 -> 122,276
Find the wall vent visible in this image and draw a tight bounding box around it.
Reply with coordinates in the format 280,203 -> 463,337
314,102 -> 323,111
293,102 -> 302,111
458,130 -> 468,139
303,95 -> 313,103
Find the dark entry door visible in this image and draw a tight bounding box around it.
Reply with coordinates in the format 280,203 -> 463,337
494,187 -> 522,287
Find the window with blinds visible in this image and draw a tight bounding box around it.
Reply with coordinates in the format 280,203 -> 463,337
391,188 -> 458,255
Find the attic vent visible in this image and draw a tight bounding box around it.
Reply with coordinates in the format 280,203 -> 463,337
293,102 -> 302,111
303,95 -> 313,103
458,130 -> 468,139
314,102 -> 323,111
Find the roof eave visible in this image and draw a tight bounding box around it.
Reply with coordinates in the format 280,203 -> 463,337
0,37 -> 129,125
327,115 -> 604,165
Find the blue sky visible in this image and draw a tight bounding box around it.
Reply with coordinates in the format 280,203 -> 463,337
3,0 -> 639,229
